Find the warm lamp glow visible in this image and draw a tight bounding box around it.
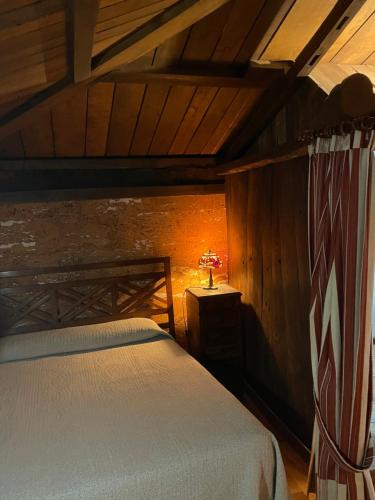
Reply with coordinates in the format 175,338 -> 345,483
199,250 -> 222,290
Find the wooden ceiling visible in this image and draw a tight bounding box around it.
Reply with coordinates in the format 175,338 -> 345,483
0,0 -> 373,162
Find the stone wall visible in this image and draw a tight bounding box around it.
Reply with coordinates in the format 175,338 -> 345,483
0,194 -> 228,338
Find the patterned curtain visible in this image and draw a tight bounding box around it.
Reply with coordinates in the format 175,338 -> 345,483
308,130 -> 375,499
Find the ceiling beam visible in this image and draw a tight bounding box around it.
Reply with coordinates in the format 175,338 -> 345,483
298,0 -> 366,76
217,142 -> 308,175
100,67 -> 283,88
91,0 -> 231,75
66,0 -> 100,82
0,184 -> 224,204
0,165 -> 223,203
0,156 -> 217,170
221,0 -> 364,159
0,0 -> 230,142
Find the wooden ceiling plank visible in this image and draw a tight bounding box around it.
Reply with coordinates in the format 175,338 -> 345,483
148,85 -> 195,155
130,83 -> 170,155
0,0 -> 63,31
152,29 -> 190,69
66,0 -> 100,82
180,3 -> 231,63
202,88 -> 263,153
169,86 -> 218,154
85,82 -> 115,156
96,0 -> 176,35
91,0 -> 232,75
222,0 -> 366,159
320,0 -> 375,63
328,10 -> 375,64
298,0 -> 367,75
210,0 -> 265,64
0,132 -> 25,158
106,83 -> 146,156
129,29 -> 188,155
234,0 -> 296,63
185,87 -> 238,153
0,0 -> 230,142
261,0 -> 337,62
0,11 -> 64,43
20,109 -> 54,157
0,58 -> 67,98
52,86 -> 88,156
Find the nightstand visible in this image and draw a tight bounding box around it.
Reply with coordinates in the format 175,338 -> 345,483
186,285 -> 243,395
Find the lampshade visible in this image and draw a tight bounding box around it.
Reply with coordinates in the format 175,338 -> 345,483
198,250 -> 222,270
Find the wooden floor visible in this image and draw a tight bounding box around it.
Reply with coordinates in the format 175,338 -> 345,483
242,391 -> 312,499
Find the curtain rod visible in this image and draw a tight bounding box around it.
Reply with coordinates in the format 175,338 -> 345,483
298,112 -> 375,143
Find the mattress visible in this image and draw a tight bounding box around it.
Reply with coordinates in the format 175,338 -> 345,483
0,328 -> 288,500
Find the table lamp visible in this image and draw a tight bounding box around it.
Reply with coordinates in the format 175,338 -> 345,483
198,250 -> 222,290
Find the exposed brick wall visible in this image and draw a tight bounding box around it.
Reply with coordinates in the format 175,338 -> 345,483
0,194 -> 228,338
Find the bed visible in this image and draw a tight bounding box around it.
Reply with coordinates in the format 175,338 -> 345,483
0,258 -> 288,500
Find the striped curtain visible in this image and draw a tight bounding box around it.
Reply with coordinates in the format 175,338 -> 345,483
308,130 -> 375,499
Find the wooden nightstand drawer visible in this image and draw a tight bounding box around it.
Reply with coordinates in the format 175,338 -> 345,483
186,285 -> 242,362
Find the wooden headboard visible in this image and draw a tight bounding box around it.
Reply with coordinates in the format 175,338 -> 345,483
0,257 -> 175,337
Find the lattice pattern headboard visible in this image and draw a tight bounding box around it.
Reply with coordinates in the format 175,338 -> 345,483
0,257 -> 175,337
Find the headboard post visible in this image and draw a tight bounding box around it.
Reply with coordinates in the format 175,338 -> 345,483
164,257 -> 176,337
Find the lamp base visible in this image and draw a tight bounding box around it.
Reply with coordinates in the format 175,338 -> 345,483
203,286 -> 218,290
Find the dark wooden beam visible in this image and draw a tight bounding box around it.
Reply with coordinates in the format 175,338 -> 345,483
0,185 -> 224,204
221,0 -> 365,159
91,0 -> 231,75
217,142 -> 308,175
298,0 -> 366,76
100,67 -> 282,88
0,166 -> 223,203
66,0 -> 100,82
0,156 -> 217,170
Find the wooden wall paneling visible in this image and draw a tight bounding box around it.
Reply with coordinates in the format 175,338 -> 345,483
52,87 -> 88,156
185,87 -> 238,153
20,109 -> 54,157
148,85 -> 195,155
0,132 -> 25,157
202,88 -> 262,153
168,87 -> 218,154
291,159 -> 313,431
106,83 -> 145,156
226,173 -> 248,295
85,82 -> 114,156
226,158 -> 314,444
0,0 -> 63,31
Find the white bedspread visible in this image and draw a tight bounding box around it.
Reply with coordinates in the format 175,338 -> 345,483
0,337 -> 288,500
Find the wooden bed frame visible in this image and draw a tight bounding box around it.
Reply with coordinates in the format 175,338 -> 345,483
0,257 -> 175,337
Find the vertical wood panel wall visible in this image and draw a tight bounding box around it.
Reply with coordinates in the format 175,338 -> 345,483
226,156 -> 314,445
